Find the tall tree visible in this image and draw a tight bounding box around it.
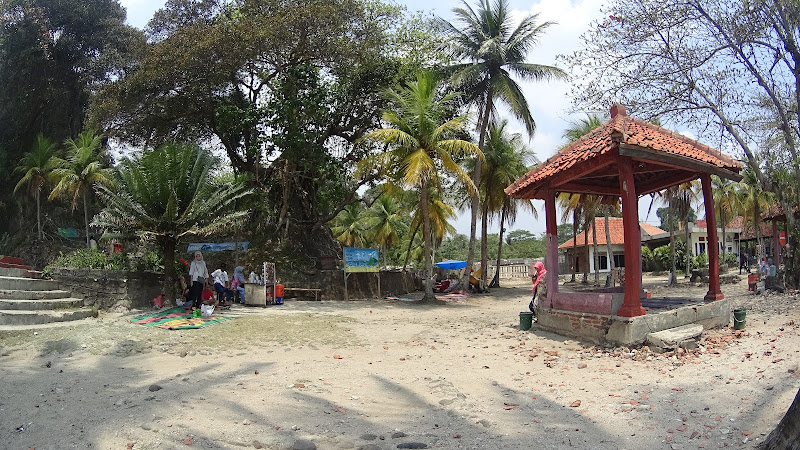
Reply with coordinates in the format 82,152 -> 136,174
739,167 -> 774,260
93,143 -> 251,299
49,130 -> 114,247
710,175 -> 744,258
358,72 -> 481,302
0,0 -> 143,236
13,134 -> 59,239
472,119 -> 537,287
331,203 -> 369,248
365,194 -> 405,266
439,0 -> 565,289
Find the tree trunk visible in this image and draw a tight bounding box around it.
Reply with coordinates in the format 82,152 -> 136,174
759,387 -> 800,449
465,90 -> 492,289
583,214 -> 590,283
161,236 -> 177,301
669,197 -> 676,286
604,211 -> 614,287
480,203 -> 489,290
419,180 -> 435,302
721,210 -> 727,258
36,191 -> 42,240
402,222 -> 421,271
685,216 -> 692,277
83,190 -> 90,248
592,218 -> 599,286
571,210 -> 578,282
492,207 -> 506,288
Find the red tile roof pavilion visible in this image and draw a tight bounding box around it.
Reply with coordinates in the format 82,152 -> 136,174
506,104 -> 743,318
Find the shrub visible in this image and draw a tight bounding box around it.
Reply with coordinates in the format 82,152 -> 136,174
722,252 -> 737,266
693,252 -> 709,269
44,248 -> 131,273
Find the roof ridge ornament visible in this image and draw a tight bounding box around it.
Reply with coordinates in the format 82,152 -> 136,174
610,103 -> 627,118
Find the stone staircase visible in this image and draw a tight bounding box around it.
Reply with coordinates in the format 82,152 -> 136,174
0,256 -> 95,328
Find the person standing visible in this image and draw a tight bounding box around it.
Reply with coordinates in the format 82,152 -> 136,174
232,266 -> 247,304
529,261 -> 548,318
188,251 -> 209,309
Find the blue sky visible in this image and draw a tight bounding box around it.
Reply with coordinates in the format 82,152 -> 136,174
117,0 -> 670,235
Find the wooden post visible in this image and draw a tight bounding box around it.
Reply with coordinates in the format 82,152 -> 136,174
545,189 -> 559,299
772,219 -> 781,267
701,174 -> 724,301
616,156 -> 646,317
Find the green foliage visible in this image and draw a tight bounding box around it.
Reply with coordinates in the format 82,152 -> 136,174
722,252 -> 737,266
45,249 -> 117,271
656,206 -> 696,231
136,250 -> 163,273
556,223 -> 575,245
693,252 -> 709,270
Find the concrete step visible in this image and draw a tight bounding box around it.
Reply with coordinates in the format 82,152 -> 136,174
0,298 -> 84,310
646,324 -> 703,350
0,267 -> 39,278
0,276 -> 59,291
0,289 -> 73,300
0,308 -> 96,326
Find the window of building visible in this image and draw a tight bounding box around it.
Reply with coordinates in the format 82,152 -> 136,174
598,255 -> 608,271
613,254 -> 625,268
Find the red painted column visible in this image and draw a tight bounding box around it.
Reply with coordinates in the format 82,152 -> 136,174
701,174 -> 724,301
545,189 -> 559,298
616,156 -> 645,317
772,220 -> 781,266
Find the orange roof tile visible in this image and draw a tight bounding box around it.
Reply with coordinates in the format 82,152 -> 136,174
559,218 -> 666,249
506,105 -> 743,199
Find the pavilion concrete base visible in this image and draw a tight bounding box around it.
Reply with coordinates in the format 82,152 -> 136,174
535,298 -> 731,346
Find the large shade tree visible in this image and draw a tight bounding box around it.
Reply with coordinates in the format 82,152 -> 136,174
0,0 -> 143,235
93,143 -> 251,299
439,0 -> 566,288
358,72 -> 482,301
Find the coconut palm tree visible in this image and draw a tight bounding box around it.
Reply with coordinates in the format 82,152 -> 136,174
711,175 -> 744,259
49,130 -> 114,247
739,167 -> 774,260
93,143 -> 251,299
365,194 -> 405,266
470,119 -> 537,287
14,134 -> 60,240
332,203 -> 369,248
358,72 -> 481,301
439,0 -> 566,288
559,193 -> 584,282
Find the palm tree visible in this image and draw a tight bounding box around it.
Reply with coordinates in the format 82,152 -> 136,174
740,167 -> 774,260
358,72 -> 482,301
332,203 -> 369,248
93,143 -> 251,299
472,119 -> 536,287
440,0 -> 566,288
49,130 -> 114,247
365,194 -> 405,266
711,175 -> 744,259
14,134 -> 60,239
559,193 -> 583,282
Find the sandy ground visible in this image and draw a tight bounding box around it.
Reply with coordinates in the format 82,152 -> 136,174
1,274 -> 799,450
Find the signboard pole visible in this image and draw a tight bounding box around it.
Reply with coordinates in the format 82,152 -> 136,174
344,270 -> 349,302
377,271 -> 381,299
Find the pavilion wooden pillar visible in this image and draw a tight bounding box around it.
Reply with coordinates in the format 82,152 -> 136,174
701,174 -> 724,301
772,220 -> 781,266
616,156 -> 645,317
544,189 -> 559,299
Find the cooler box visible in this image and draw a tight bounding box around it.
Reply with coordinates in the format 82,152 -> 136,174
244,283 -> 267,307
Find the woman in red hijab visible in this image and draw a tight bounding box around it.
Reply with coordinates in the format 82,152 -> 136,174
529,261 -> 548,316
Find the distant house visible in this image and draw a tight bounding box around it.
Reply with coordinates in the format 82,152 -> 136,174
559,218 -> 666,274
724,216 -> 777,259
647,219 -> 742,257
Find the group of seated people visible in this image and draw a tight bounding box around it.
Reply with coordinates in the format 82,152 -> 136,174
178,256 -> 250,311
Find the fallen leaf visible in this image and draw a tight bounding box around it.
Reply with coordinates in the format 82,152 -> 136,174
570,400 -> 581,407
333,354 -> 343,359
254,370 -> 259,375
184,437 -> 192,446
676,425 -> 687,432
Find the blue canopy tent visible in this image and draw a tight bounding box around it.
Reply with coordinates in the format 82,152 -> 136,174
434,260 -> 467,270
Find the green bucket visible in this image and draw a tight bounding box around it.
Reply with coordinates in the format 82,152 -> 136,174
733,308 -> 746,330
519,311 -> 533,331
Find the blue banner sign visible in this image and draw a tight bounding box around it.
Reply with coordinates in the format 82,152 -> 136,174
344,248 -> 379,272
187,242 -> 249,253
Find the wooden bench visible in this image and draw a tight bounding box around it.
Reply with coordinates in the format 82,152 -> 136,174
284,288 -> 322,301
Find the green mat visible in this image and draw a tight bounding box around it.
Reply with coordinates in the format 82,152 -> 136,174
130,307 -> 230,330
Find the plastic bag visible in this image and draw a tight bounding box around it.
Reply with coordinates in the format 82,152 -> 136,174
200,304 -> 214,317
153,295 -> 164,308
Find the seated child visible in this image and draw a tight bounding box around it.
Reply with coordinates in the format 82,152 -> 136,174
201,281 -> 217,306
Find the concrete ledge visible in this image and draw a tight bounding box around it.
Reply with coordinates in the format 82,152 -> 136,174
537,298 -> 730,346
646,324 -> 703,349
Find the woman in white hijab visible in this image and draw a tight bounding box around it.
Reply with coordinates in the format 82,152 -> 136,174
188,251 -> 209,309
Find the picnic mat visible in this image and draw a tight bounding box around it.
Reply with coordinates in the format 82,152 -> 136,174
130,307 -> 230,329
383,293 -> 468,302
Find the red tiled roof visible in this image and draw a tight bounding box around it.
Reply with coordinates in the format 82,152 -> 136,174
725,216 -> 744,229
506,105 -> 742,199
723,216 -> 774,239
696,219 -> 707,229
559,218 -> 666,249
